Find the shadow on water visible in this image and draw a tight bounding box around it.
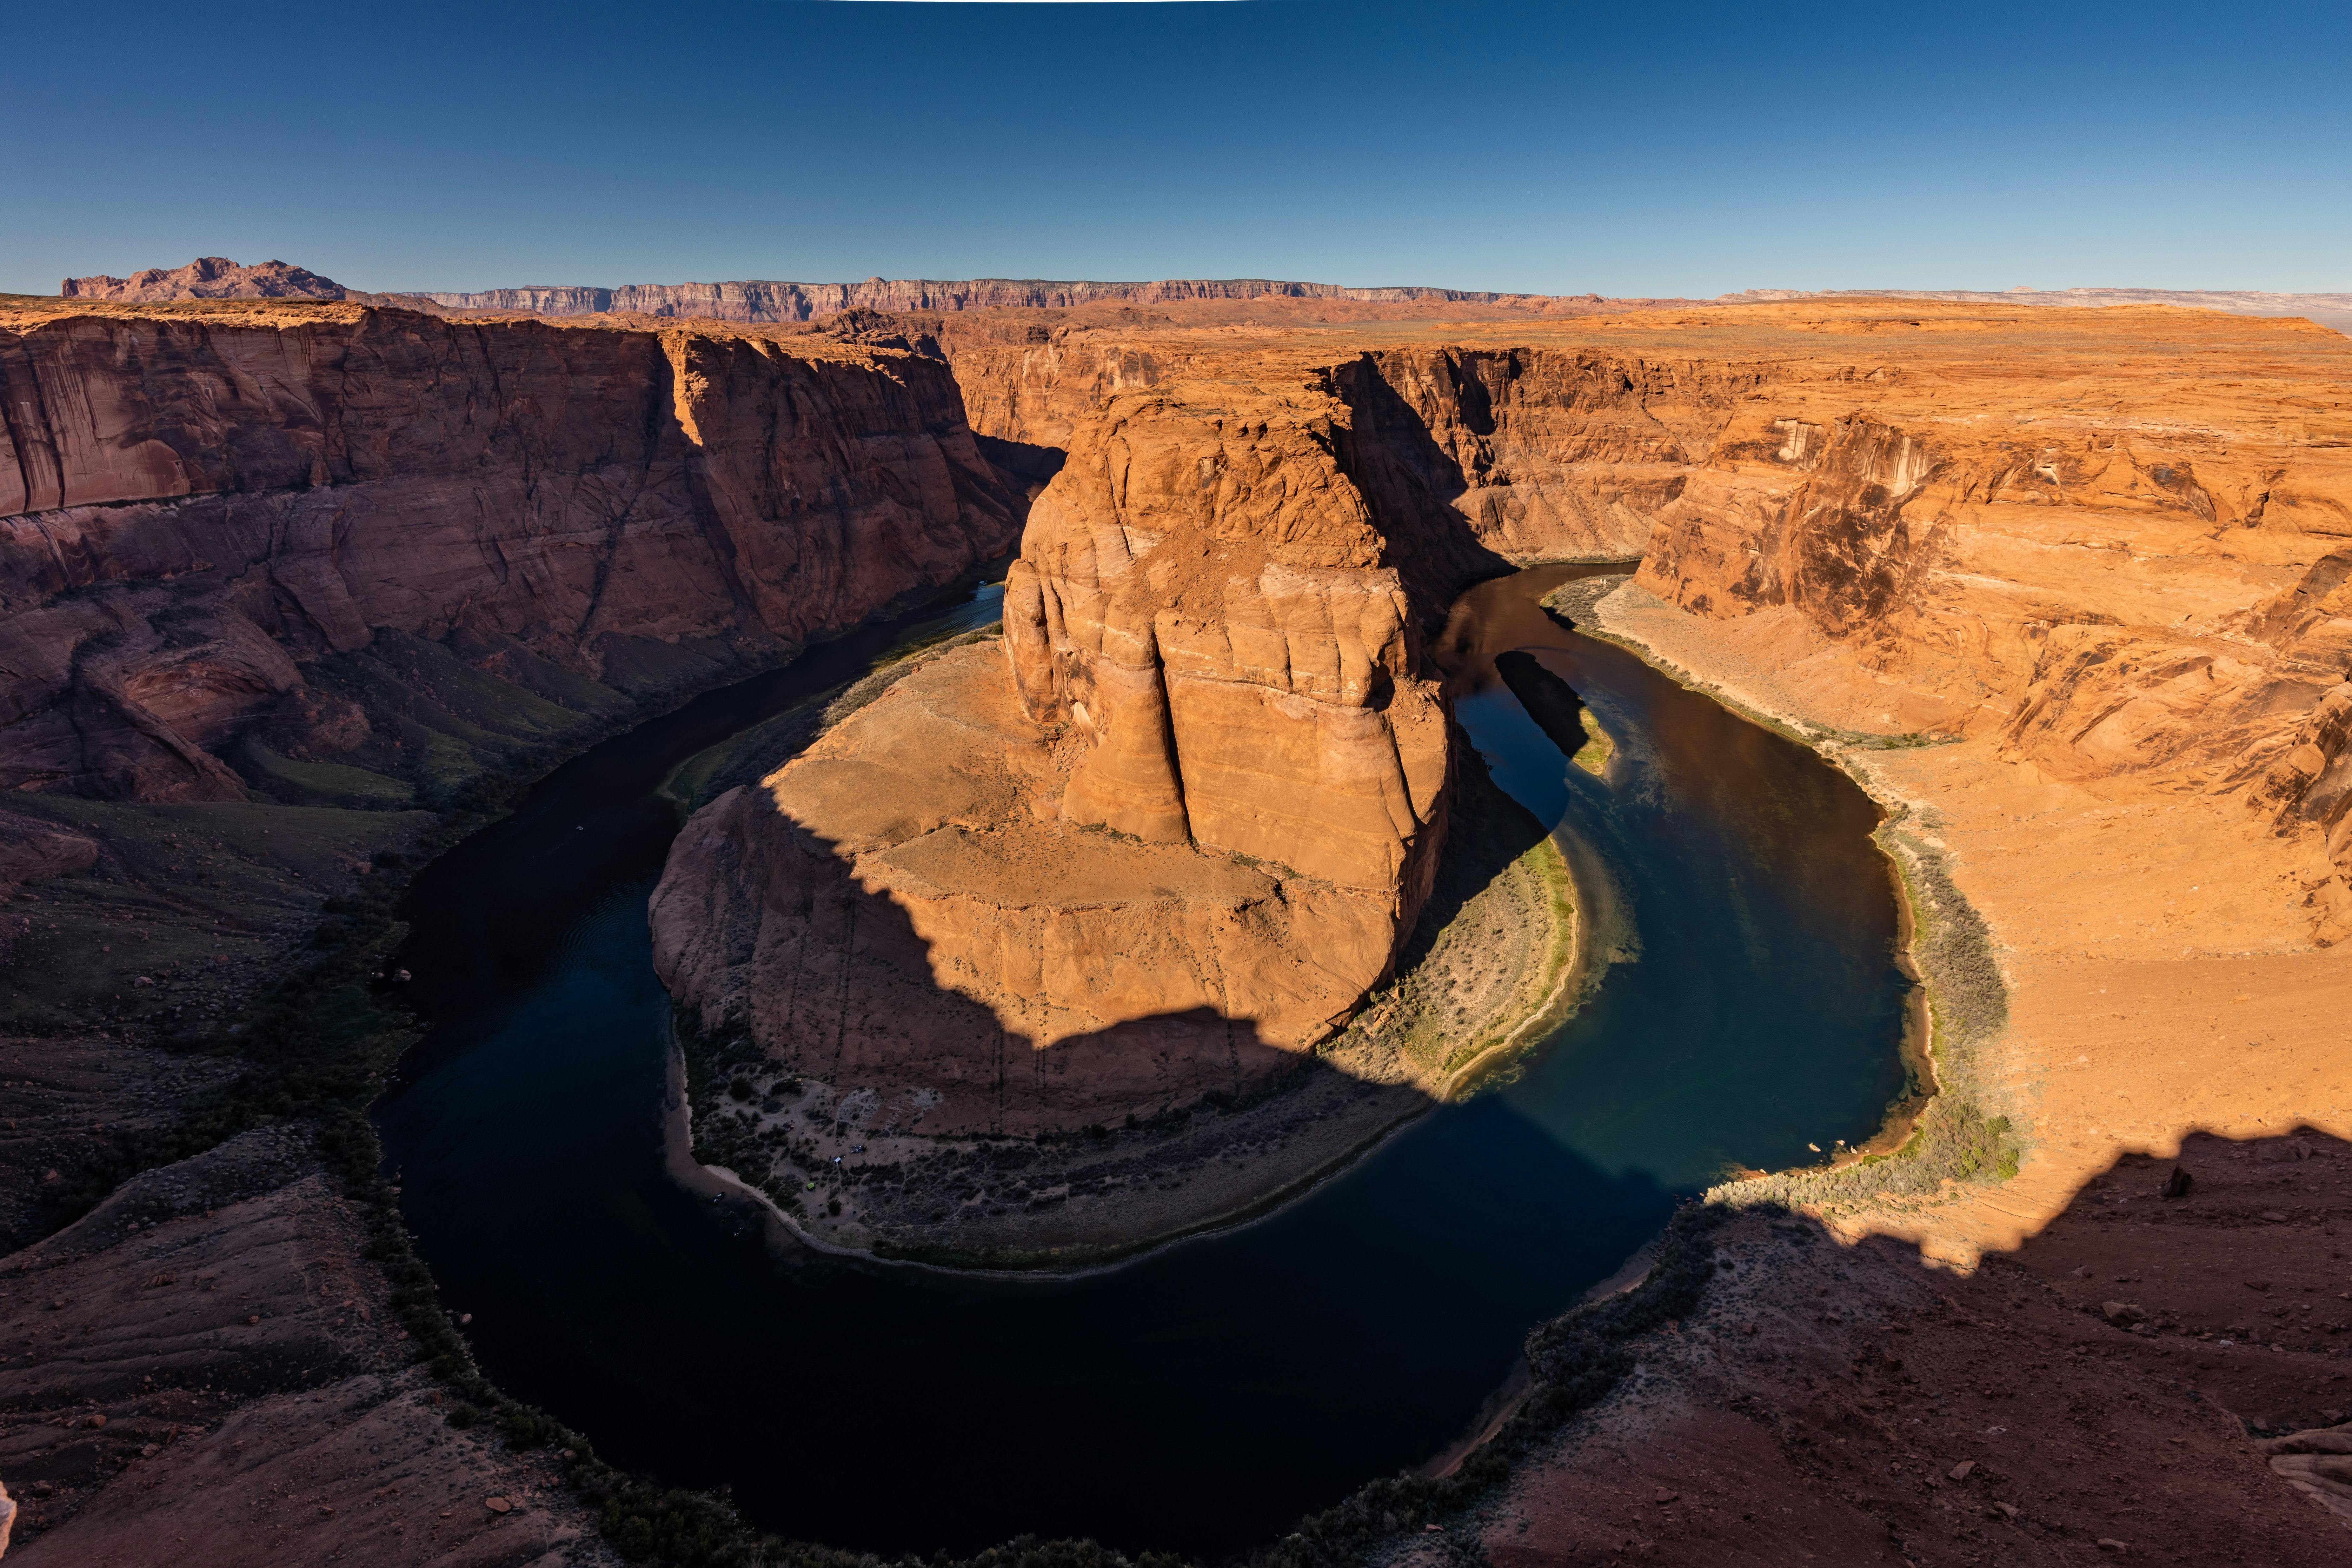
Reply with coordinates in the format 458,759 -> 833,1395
376,563 -> 1908,1555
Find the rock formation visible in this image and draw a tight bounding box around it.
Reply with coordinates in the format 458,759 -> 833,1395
416,275 -> 1523,320
0,810 -> 98,894
54,256 -> 440,312
1451,1134 -> 2352,1568
658,293 -> 2352,1199
58,257 -> 351,302
1621,314 -> 2352,912
651,331 -> 1747,1134
13,284 -> 2352,1554
0,300 -> 1024,799
652,371 -> 1481,1132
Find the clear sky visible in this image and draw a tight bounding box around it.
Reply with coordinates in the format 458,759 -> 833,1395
8,0 -> 2347,299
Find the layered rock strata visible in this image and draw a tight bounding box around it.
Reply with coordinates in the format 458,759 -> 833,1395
923,328 -> 1727,562
416,276 -> 1523,320
57,256 -> 443,312
654,373 -> 1484,1133
1618,313 -> 2352,922
0,301 -> 1024,800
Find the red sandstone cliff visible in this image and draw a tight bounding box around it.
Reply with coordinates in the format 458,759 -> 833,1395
641,335 -> 1762,1135
649,365 -> 1517,1133
0,301 -> 1023,800
651,297 -> 2352,1152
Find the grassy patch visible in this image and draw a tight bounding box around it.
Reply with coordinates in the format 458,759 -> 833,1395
1572,718 -> 1614,777
232,737 -> 417,808
1713,819 -> 2025,1213
1319,748 -> 1580,1094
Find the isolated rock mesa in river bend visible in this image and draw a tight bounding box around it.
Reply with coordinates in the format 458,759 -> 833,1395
651,372 -> 1481,1135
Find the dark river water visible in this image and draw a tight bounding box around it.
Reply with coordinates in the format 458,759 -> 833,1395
376,563 -> 1908,1556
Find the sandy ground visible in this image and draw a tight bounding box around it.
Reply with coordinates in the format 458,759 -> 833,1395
1594,583 -> 2352,1268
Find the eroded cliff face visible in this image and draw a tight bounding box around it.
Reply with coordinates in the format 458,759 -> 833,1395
1621,317 -> 2352,922
654,298 -> 2352,1153
0,302 -> 1022,799
933,329 -> 1738,566
651,371 -> 1506,1134
1003,379 -> 1457,883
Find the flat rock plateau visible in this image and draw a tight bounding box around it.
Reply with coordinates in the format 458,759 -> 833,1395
3,278 -> 2351,1562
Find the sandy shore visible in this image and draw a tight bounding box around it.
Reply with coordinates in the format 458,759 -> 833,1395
1590,581 -> 2352,1267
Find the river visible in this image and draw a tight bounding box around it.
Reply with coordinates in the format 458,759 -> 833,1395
374,563 -> 1909,1555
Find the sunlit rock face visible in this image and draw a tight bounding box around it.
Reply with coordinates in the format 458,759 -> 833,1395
1003,380 -> 1450,891
669,294 -> 2352,1136
653,373 -> 1492,1136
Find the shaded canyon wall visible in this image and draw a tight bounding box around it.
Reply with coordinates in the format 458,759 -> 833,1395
0,304 -> 1025,800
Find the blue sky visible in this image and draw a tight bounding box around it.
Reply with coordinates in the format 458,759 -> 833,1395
8,0 -> 2347,298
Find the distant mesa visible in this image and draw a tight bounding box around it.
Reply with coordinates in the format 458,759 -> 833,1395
59,256 -> 352,303
52,259 -> 2352,337
50,258 -> 1625,320
406,275 -> 1528,321
56,256 -> 436,312
1728,283 -> 2352,334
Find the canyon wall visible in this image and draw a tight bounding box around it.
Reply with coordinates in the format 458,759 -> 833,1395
652,299 -> 2352,1147
930,329 -> 1731,563
0,302 -> 1023,800
417,276 -> 1516,320
640,332 -> 1792,1136
1627,332 -> 2352,798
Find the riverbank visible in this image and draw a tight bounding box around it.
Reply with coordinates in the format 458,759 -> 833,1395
1580,577 -> 2352,1266
678,750 -> 1584,1270
1543,575 -> 2026,1221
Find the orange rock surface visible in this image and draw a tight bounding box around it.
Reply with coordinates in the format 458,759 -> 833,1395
0,300 -> 1023,799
